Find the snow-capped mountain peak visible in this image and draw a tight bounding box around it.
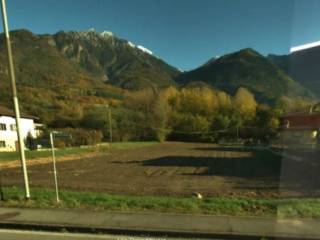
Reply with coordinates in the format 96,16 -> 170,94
127,41 -> 136,48
126,41 -> 153,55
65,29 -> 154,56
74,29 -> 114,40
137,45 -> 153,55
101,31 -> 114,38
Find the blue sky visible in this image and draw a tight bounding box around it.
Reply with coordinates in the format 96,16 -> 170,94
0,0 -> 318,70
292,0 -> 320,47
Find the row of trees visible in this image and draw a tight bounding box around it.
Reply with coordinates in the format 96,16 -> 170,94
44,85 -> 314,146
161,86 -> 278,143
73,86 -> 285,144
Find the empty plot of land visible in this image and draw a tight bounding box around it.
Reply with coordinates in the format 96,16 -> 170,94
1,142 -> 319,198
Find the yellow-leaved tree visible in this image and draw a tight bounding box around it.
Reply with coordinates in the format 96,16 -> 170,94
233,87 -> 257,117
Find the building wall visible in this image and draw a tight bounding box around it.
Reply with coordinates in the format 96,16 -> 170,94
280,129 -> 318,146
0,116 -> 36,152
280,114 -> 320,129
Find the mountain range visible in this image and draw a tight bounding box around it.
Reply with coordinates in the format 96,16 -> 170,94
177,48 -> 314,103
268,47 -> 320,98
0,28 -> 319,122
53,29 -> 179,89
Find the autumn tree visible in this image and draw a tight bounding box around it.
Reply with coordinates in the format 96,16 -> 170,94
124,88 -> 170,142
233,88 -> 257,117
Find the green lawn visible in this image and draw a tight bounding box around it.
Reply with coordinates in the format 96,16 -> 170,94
1,187 -> 320,219
0,142 -> 158,162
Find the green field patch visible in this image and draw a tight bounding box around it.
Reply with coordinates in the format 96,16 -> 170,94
0,142 -> 158,162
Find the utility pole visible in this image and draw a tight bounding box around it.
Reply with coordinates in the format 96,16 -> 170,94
236,125 -> 239,143
0,167 -> 4,201
0,0 -> 30,199
107,105 -> 112,148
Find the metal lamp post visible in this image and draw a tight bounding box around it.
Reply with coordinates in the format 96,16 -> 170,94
0,0 -> 30,199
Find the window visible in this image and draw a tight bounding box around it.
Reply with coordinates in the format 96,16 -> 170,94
0,141 -> 6,148
0,123 -> 6,131
10,124 -> 17,131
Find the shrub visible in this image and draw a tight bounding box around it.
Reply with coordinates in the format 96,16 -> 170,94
57,128 -> 103,147
54,139 -> 66,149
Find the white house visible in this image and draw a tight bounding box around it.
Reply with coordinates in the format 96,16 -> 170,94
0,106 -> 38,152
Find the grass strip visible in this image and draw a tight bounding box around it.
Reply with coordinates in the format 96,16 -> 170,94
0,141 -> 158,162
1,187 -> 320,219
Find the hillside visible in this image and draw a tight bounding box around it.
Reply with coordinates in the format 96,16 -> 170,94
0,29 -> 125,123
0,29 -> 180,123
177,48 -> 314,103
268,46 -> 320,98
53,29 -> 179,90
0,29 -> 317,125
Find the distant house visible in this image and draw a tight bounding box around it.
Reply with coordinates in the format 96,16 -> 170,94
0,106 -> 39,152
279,106 -> 320,146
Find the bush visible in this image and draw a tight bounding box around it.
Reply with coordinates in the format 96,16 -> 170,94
54,139 -> 66,148
57,128 -> 103,147
25,132 -> 37,150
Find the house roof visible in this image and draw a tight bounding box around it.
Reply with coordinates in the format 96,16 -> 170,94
0,106 -> 38,120
280,111 -> 320,130
281,111 -> 320,118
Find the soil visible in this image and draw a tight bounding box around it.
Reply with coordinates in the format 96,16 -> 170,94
1,142 -> 319,198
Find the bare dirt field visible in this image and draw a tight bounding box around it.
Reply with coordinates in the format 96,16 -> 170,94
2,142 -> 319,198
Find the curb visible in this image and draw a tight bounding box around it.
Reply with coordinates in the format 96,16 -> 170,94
1,208 -> 320,240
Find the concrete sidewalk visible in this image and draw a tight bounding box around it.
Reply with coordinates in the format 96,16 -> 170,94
0,207 -> 319,239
